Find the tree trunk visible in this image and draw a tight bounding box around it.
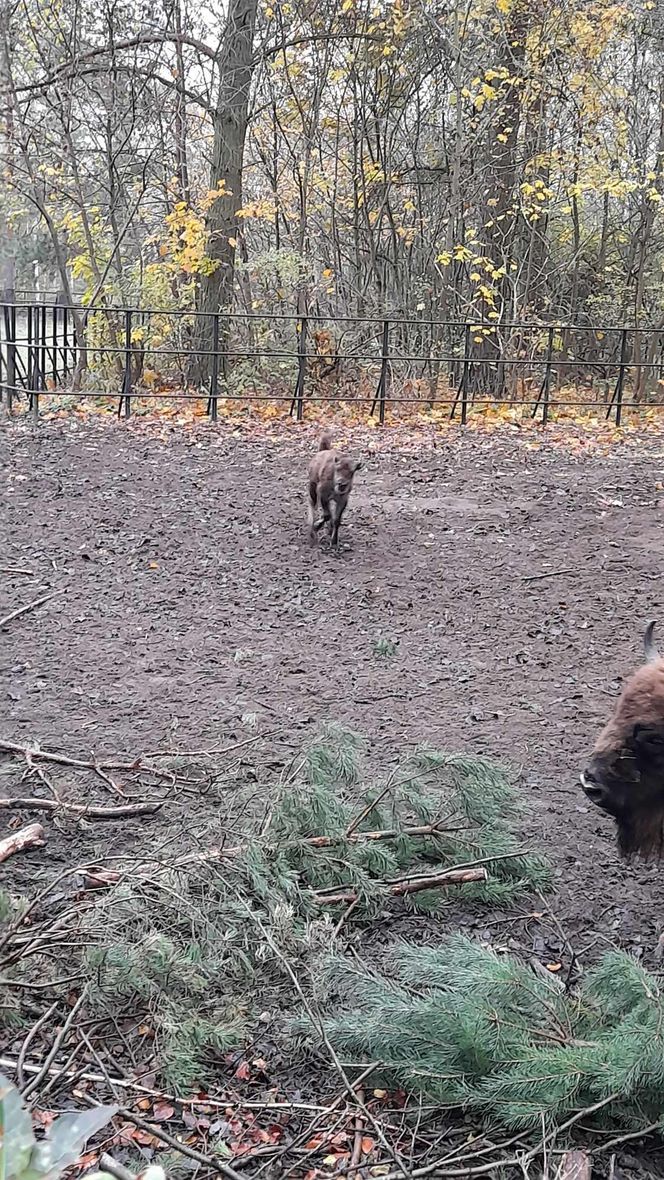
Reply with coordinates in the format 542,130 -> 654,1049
192,0 -> 257,385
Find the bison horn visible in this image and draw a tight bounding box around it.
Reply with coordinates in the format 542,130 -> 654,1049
644,620 -> 659,662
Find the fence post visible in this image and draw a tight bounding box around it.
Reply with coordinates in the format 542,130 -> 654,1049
51,301 -> 58,386
0,303 -> 4,405
532,326 -> 554,425
63,307 -> 69,378
450,323 -> 471,421
5,304 -> 15,414
35,301 -> 47,422
120,310 -> 132,418
26,304 -> 34,404
370,319 -> 390,424
208,312 -> 220,421
608,327 -> 629,427
290,314 -> 307,421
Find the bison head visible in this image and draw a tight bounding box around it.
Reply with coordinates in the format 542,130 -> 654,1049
581,622 -> 664,857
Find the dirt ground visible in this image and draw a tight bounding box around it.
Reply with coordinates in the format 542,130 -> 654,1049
3,415 -> 664,961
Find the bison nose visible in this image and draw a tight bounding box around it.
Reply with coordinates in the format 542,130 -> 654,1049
580,768 -> 606,805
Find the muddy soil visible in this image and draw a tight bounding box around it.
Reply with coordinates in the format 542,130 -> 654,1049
3,417 -> 664,961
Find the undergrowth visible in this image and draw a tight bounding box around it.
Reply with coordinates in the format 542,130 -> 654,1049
320,935 -> 664,1136
3,725 -> 549,1095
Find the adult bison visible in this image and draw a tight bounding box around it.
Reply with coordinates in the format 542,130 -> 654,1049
581,622 -> 664,857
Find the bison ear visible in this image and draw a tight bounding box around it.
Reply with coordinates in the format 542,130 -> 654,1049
632,723 -> 664,761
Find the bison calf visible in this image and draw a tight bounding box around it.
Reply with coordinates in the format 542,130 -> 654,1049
581,621 -> 664,857
307,431 -> 361,547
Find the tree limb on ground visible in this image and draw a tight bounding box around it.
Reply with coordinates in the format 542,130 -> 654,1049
0,823 -> 45,863
0,797 -> 163,819
313,866 -> 488,905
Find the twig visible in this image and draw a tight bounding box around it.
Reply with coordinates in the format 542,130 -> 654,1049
594,1121 -> 661,1154
0,823 -> 45,863
345,764 -> 403,837
315,866 -> 487,905
0,738 -> 140,773
0,1057 -> 331,1112
99,1155 -> 136,1180
140,734 -> 271,759
108,1102 -> 245,1180
522,567 -> 580,582
22,987 -> 88,1099
16,1002 -> 58,1090
0,797 -> 163,819
0,590 -> 62,628
0,567 -> 35,577
350,1089 -> 365,1169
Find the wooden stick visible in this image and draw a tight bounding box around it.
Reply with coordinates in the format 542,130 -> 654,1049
315,866 -> 488,905
76,826 -> 490,889
0,823 -> 45,863
0,798 -> 163,820
0,590 -> 62,629
0,738 -> 139,772
0,567 -> 36,577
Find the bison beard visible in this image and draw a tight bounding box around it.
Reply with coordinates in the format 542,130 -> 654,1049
582,622 -> 664,859
616,808 -> 664,860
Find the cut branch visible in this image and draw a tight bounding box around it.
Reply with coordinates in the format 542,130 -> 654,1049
314,867 -> 488,905
0,591 -> 62,629
0,798 -> 163,819
0,823 -> 46,863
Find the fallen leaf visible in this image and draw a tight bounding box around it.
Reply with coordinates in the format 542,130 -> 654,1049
304,1137 -> 324,1151
234,1060 -> 251,1081
137,1098 -> 152,1111
372,1089 -> 386,1099
32,1110 -> 56,1128
361,1137 -> 376,1155
152,1102 -> 176,1122
546,962 -> 562,972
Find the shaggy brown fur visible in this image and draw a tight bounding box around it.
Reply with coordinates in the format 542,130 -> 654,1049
582,621 -> 664,858
307,430 -> 361,547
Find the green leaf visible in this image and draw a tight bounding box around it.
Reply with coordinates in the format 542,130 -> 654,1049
0,1074 -> 35,1180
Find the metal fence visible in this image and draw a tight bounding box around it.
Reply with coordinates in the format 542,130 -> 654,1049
2,298 -> 664,425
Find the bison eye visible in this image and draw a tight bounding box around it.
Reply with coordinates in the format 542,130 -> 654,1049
632,723 -> 664,760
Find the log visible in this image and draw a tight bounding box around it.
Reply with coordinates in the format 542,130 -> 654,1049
315,866 -> 488,905
556,1151 -> 591,1180
0,823 -> 46,863
0,798 -> 163,819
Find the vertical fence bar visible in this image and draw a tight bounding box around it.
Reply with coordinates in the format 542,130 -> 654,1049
606,327 -> 629,425
378,319 -> 390,424
71,310 -> 78,374
26,304 -> 34,402
41,300 -> 47,399
0,303 -> 4,405
51,301 -> 58,386
62,307 -> 69,378
6,305 -> 15,414
616,327 -> 628,427
290,314 -> 307,420
450,323 -> 471,421
532,326 -> 554,424
119,310 -> 132,418
208,313 -> 220,421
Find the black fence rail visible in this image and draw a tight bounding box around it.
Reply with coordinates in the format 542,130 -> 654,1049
2,299 -> 664,426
